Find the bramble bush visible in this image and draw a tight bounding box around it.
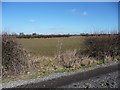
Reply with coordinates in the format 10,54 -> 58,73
2,34 -> 29,77
79,33 -> 120,61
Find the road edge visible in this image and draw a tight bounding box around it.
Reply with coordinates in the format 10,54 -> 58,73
2,61 -> 120,88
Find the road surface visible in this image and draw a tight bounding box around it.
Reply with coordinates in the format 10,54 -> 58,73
59,71 -> 119,88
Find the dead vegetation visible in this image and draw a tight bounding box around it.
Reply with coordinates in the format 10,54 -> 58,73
57,49 -> 80,68
55,49 -> 98,69
2,34 -> 30,78
78,34 -> 120,61
55,34 -> 120,69
1,33 -> 120,82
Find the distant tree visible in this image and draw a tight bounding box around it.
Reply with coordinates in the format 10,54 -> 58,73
32,33 -> 37,36
19,32 -> 24,36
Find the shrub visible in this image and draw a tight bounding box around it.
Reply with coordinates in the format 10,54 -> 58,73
56,49 -> 81,69
79,34 -> 120,61
116,33 -> 120,56
2,34 -> 29,77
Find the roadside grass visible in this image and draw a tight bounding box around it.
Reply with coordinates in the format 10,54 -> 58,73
2,35 -> 120,83
2,55 -> 119,83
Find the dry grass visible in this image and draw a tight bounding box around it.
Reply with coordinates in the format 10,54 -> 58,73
2,34 -> 120,83
2,34 -> 30,78
55,49 -> 99,69
56,49 -> 80,68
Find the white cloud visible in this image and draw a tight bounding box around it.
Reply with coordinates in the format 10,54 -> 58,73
71,8 -> 76,13
70,8 -> 79,15
29,19 -> 36,23
70,9 -> 88,16
82,11 -> 88,16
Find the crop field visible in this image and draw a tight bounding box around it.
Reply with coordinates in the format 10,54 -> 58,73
2,34 -> 119,83
18,36 -> 85,57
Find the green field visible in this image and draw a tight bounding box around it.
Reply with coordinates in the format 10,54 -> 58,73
3,35 -> 119,83
18,36 -> 85,57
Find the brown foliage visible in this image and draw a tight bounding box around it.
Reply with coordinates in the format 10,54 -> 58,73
2,34 -> 29,77
79,34 -> 120,60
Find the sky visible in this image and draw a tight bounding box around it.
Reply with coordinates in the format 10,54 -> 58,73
2,0 -> 120,2
2,2 -> 118,34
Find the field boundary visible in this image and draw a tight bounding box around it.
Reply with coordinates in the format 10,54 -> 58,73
2,61 -> 120,88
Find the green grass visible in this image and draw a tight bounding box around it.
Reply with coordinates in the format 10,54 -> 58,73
2,35 -> 119,83
18,36 -> 85,56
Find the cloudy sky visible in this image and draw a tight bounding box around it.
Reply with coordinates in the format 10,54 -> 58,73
2,2 -> 118,34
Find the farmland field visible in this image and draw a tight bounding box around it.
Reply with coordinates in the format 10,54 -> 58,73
2,35 -> 119,83
18,36 -> 85,57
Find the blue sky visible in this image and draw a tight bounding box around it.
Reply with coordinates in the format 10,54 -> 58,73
2,2 -> 118,34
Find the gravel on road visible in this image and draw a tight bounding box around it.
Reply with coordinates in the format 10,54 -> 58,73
2,61 -> 119,88
60,71 -> 120,88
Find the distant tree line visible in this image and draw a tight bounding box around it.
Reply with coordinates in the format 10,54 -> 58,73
3,32 -> 119,39
17,33 -> 71,38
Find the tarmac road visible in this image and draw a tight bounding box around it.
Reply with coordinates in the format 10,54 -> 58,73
59,71 -> 120,88
2,61 -> 120,89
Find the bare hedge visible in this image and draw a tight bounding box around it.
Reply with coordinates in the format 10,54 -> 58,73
2,34 -> 29,77
78,34 -> 120,61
